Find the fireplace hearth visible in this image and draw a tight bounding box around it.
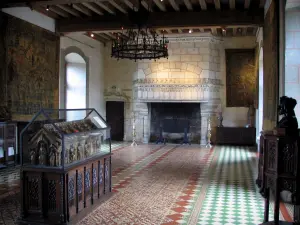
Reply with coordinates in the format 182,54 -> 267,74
149,103 -> 201,143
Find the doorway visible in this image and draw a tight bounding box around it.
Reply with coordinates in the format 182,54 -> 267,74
106,101 -> 124,141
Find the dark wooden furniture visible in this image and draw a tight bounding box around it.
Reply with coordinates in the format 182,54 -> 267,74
0,122 -> 17,167
215,127 -> 256,146
257,131 -> 300,225
19,108 -> 112,225
19,154 -> 111,225
0,121 -> 31,167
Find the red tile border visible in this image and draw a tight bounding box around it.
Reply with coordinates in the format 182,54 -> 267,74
112,145 -> 178,192
162,147 -> 215,225
112,145 -> 166,177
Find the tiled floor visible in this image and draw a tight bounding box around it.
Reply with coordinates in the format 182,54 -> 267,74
0,144 -> 294,225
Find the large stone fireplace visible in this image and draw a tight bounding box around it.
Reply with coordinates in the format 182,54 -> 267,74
149,103 -> 201,143
118,34 -> 223,145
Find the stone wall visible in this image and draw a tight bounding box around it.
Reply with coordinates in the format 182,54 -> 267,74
60,34 -> 106,117
132,35 -> 221,144
285,9 -> 300,122
104,34 -> 256,144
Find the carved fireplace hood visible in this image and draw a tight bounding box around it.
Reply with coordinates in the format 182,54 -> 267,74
133,78 -> 222,102
132,35 -> 223,102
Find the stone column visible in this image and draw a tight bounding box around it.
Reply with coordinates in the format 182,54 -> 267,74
263,0 -> 281,131
200,113 -> 208,146
132,102 -> 149,143
200,102 -> 220,146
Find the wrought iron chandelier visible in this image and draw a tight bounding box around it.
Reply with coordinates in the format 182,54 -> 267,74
111,0 -> 169,61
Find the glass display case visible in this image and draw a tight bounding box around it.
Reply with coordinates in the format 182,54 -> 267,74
19,109 -> 112,225
20,108 -> 111,168
0,122 -> 17,167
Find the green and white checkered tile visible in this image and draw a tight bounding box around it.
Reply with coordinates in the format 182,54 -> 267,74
197,146 -> 272,225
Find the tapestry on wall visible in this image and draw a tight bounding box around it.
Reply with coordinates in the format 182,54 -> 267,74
225,49 -> 256,107
0,12 -> 60,120
254,45 -> 260,109
263,0 -> 279,125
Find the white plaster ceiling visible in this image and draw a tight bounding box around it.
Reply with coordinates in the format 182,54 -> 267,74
65,52 -> 85,64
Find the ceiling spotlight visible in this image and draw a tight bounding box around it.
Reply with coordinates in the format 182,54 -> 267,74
189,29 -> 192,33
90,33 -> 94,37
46,5 -> 49,11
160,0 -> 163,1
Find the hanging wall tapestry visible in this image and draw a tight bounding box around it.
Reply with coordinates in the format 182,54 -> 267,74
0,12 -> 59,120
225,49 -> 256,107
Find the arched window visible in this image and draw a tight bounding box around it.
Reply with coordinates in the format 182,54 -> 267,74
65,52 -> 87,121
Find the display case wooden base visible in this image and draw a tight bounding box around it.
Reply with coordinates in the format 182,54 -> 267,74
259,222 -> 297,225
18,153 -> 112,225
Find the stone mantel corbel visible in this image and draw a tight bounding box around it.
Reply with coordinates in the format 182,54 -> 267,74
104,85 -> 130,102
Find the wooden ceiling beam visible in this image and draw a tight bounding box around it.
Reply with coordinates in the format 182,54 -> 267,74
244,0 -> 251,8
49,5 -> 69,17
183,0 -> 193,11
72,4 -> 92,16
96,33 -> 111,40
1,0 -> 108,7
85,32 -> 107,44
57,9 -> 264,33
214,0 -> 221,10
168,0 -> 180,11
229,0 -> 235,9
153,0 -> 166,11
242,27 -> 247,35
35,6 -> 61,18
109,0 -> 127,14
211,28 -> 218,35
222,28 -> 226,36
199,0 -> 207,10
81,2 -> 104,15
122,0 -> 134,9
95,2 -> 115,14
104,32 -> 117,39
232,27 -> 237,35
57,4 -> 81,17
141,1 -> 152,11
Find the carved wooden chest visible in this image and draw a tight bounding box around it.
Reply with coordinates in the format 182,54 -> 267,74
18,108 -> 112,225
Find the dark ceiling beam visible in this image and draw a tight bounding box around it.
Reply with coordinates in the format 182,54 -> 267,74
1,0 -> 108,7
84,32 -> 107,45
168,0 -> 180,11
57,9 -> 264,33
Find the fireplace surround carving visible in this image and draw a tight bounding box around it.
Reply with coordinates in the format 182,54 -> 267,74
120,35 -> 223,145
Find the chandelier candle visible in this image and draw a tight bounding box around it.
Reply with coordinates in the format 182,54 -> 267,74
111,0 -> 169,61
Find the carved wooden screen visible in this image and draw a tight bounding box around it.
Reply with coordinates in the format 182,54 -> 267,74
225,49 -> 256,107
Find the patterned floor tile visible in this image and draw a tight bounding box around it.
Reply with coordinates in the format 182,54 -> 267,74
197,146 -> 273,225
0,144 -> 296,225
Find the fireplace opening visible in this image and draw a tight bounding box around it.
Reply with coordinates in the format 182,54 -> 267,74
149,103 -> 201,144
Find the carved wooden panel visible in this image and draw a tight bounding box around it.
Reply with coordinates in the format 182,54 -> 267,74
21,155 -> 112,224
225,49 -> 256,107
0,12 -> 59,120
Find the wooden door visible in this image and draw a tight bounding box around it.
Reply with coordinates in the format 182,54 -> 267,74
106,101 -> 124,141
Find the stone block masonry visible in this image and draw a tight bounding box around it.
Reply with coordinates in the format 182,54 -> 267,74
285,10 -> 300,123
